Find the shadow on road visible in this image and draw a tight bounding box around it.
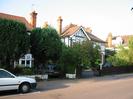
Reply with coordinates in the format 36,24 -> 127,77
0,90 -> 19,96
0,89 -> 38,96
92,73 -> 133,82
0,79 -> 79,96
36,79 -> 79,91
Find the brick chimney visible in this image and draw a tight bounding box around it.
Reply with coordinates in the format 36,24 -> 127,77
107,32 -> 112,48
57,16 -> 63,35
30,11 -> 37,28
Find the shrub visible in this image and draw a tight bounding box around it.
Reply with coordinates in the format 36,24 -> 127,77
12,66 -> 23,75
22,67 -> 33,75
11,66 -> 34,75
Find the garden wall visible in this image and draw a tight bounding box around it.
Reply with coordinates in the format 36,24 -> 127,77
100,66 -> 133,75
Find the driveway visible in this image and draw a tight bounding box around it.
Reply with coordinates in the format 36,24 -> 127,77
1,74 -> 133,99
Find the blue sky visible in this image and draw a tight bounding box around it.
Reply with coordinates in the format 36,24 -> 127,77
1,0 -> 133,40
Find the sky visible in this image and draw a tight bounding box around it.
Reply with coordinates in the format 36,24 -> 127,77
1,0 -> 133,40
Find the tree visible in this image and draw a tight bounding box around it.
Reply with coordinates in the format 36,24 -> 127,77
107,36 -> 133,66
58,40 -> 101,77
30,27 -> 62,71
30,28 -> 43,66
128,36 -> 133,49
75,41 -> 101,68
58,44 -> 81,75
0,19 -> 30,68
41,27 -> 62,63
128,36 -> 133,63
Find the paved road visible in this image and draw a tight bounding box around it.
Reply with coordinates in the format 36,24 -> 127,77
1,74 -> 133,99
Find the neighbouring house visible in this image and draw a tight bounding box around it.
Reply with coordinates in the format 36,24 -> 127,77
106,32 -> 133,49
104,33 -> 133,67
18,54 -> 33,68
0,12 -> 33,30
0,11 -> 37,67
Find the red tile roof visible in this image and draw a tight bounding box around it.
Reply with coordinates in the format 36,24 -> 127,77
61,23 -> 105,43
113,35 -> 133,46
0,13 -> 33,30
61,24 -> 80,37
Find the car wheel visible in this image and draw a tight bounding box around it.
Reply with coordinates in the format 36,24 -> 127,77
19,83 -> 30,93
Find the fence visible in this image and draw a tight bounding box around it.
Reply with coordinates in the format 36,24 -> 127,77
100,66 -> 133,75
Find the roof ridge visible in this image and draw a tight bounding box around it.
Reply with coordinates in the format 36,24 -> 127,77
0,12 -> 33,30
0,12 -> 25,19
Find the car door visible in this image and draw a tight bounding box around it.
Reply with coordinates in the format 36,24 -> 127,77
0,69 -> 20,91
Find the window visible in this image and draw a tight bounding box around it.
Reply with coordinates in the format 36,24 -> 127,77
26,60 -> 30,65
0,70 -> 14,78
22,60 -> 25,65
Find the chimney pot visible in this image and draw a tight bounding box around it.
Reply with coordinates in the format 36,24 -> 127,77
43,21 -> 48,28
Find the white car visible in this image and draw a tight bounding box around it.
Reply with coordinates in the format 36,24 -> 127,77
0,68 -> 37,93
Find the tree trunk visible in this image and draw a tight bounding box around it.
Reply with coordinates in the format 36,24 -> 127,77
76,65 -> 82,78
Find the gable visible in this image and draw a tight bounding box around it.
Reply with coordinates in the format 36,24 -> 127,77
61,23 -> 105,44
70,27 -> 91,42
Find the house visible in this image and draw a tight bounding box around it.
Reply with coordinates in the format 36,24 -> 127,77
0,11 -> 37,67
57,16 -> 106,67
57,16 -> 105,47
0,11 -> 106,68
0,12 -> 33,30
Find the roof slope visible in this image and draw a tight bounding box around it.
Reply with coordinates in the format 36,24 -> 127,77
61,24 -> 80,37
0,13 -> 33,30
61,23 -> 105,43
86,32 -> 105,43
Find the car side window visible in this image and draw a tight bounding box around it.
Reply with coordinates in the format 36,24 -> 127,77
0,70 -> 14,78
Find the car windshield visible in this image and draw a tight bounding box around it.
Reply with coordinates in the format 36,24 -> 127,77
0,70 -> 15,78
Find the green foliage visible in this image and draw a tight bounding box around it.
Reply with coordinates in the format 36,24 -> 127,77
107,55 -> 129,66
107,37 -> 133,66
0,18 -> 30,67
58,45 -> 80,74
22,67 -> 33,75
31,27 -> 62,66
77,41 -> 101,68
11,66 -> 34,75
30,28 -> 43,64
12,65 -> 23,75
58,41 -> 101,74
41,27 -> 62,62
128,36 -> 133,49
